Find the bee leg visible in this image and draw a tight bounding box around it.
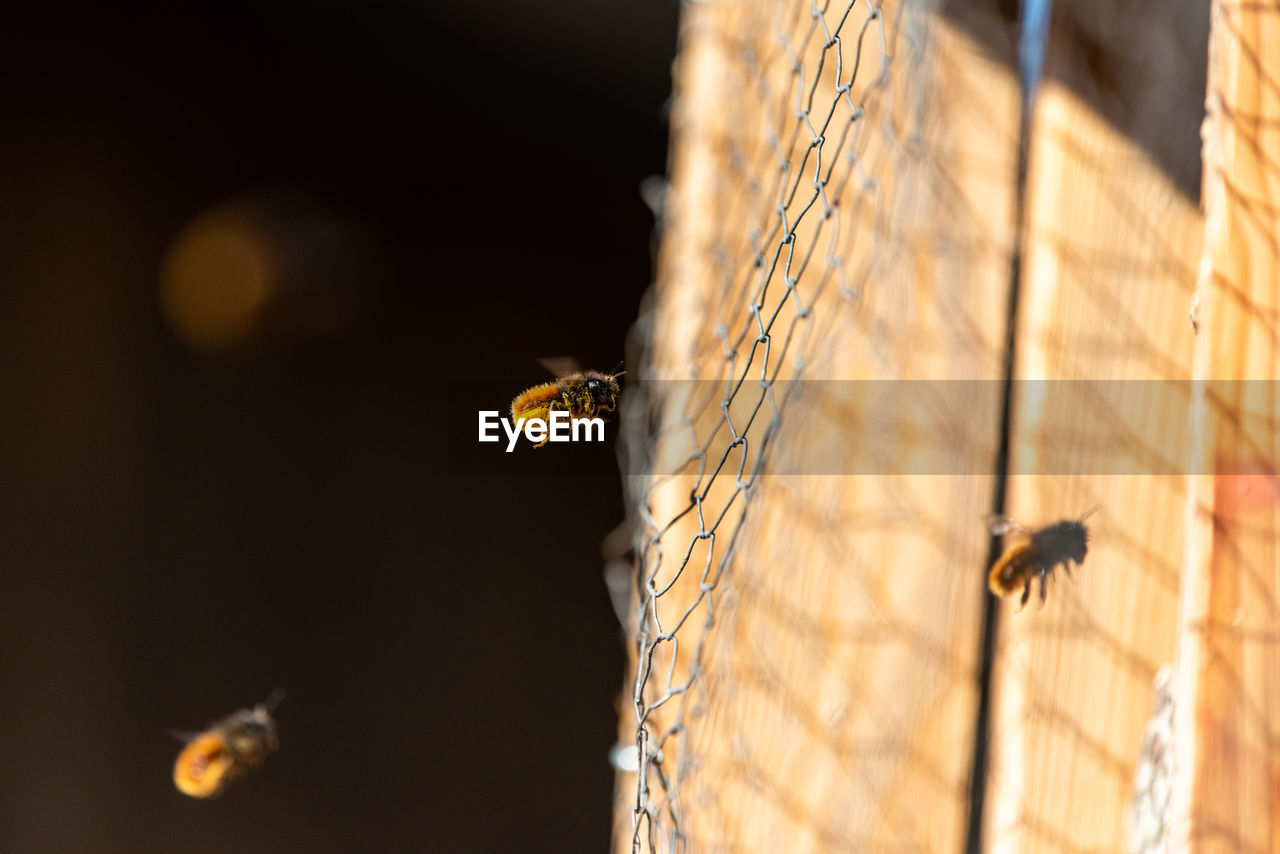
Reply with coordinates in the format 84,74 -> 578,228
536,405 -> 563,448
534,413 -> 551,448
1019,580 -> 1031,609
559,393 -> 577,421
1039,570 -> 1048,602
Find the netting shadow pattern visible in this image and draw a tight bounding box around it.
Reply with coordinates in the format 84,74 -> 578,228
614,2 -> 970,851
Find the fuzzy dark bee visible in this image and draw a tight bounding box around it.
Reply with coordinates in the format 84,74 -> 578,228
173,691 -> 283,798
510,368 -> 622,448
988,512 -> 1094,608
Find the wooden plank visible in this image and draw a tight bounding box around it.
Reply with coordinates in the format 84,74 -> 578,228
615,2 -> 1019,851
1172,3 -> 1280,852
985,55 -> 1204,854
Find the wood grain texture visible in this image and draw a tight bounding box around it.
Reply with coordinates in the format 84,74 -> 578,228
985,73 -> 1203,850
1173,3 -> 1280,853
616,2 -> 1018,850
616,0 -> 1278,852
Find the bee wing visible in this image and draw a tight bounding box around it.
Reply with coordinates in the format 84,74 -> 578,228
987,514 -> 1030,536
536,356 -> 584,377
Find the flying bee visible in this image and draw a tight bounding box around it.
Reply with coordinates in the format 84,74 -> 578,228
510,361 -> 623,448
988,511 -> 1095,608
173,690 -> 283,798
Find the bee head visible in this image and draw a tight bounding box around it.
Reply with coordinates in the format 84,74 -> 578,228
1050,519 -> 1089,563
1069,507 -> 1098,561
1034,518 -> 1090,565
226,710 -> 280,757
1066,520 -> 1089,562
585,372 -> 621,410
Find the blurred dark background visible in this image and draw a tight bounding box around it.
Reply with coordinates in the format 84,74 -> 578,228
0,1 -> 675,851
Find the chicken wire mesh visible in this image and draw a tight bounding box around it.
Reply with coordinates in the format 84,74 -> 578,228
609,0 -> 1276,851
613,0 -> 1014,850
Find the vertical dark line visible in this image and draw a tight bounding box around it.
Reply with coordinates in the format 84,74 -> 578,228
963,6 -> 1041,849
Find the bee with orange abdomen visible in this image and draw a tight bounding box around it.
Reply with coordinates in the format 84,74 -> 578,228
510,365 -> 622,448
173,691 -> 283,798
988,511 -> 1094,608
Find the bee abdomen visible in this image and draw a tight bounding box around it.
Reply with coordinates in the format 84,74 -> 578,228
988,545 -> 1040,596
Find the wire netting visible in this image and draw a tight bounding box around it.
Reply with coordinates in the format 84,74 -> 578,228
624,1 -> 894,843
612,0 -> 1276,851
614,1 -> 1009,850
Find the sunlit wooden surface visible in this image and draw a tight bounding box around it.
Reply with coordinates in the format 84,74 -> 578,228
1173,3 -> 1280,853
616,0 -> 1278,852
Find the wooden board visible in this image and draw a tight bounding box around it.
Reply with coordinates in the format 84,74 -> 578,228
985,73 -> 1203,851
615,2 -> 1019,850
1172,3 -> 1280,852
